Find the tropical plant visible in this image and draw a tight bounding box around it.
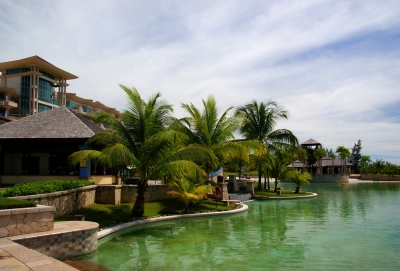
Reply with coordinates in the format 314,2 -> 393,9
314,148 -> 326,175
173,95 -> 252,178
360,155 -> 372,174
336,146 -> 351,175
371,159 -> 385,174
167,179 -> 210,213
69,86 -> 210,217
267,152 -> 292,192
236,100 -> 298,190
287,170 -> 312,193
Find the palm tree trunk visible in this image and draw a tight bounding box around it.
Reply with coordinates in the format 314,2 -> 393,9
263,176 -> 267,190
132,180 -> 148,217
258,160 -> 262,191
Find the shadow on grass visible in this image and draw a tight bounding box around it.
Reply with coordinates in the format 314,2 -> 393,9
55,199 -> 235,228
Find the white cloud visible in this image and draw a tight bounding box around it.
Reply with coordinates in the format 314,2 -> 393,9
1,0 -> 400,163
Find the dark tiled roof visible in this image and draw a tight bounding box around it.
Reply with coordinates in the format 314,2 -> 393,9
0,115 -> 11,125
314,157 -> 353,167
0,107 -> 104,139
301,138 -> 321,145
287,160 -> 305,168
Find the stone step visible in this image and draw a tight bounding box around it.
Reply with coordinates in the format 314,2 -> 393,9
64,260 -> 112,271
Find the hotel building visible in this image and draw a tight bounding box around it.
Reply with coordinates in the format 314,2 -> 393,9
0,56 -> 120,119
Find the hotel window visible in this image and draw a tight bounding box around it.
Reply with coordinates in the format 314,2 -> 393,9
6,68 -> 30,75
38,104 -> 52,113
20,76 -> 30,115
39,70 -> 55,80
82,106 -> 91,113
38,78 -> 54,103
66,100 -> 77,109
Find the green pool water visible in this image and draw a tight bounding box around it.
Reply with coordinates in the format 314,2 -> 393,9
72,182 -> 400,270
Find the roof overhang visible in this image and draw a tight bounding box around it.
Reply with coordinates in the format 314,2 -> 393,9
0,56 -> 78,80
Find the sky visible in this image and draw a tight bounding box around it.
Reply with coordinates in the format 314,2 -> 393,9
1,0 -> 400,164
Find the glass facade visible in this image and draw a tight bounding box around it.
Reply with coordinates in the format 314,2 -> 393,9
38,78 -> 54,104
66,100 -> 77,109
82,106 -> 91,113
20,76 -> 30,116
0,108 -> 5,117
38,104 -> 52,113
6,68 -> 29,75
39,70 -> 55,80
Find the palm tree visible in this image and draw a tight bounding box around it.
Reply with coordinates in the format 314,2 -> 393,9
173,95 -> 253,178
372,159 -> 385,174
236,100 -> 298,191
267,152 -> 292,192
336,146 -> 351,175
287,170 -> 312,193
360,155 -> 372,174
313,148 -> 326,175
328,152 -> 336,174
167,179 -> 210,213
295,147 -> 308,173
69,86 -> 210,217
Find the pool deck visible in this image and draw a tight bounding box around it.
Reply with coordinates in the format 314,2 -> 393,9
0,234 -> 78,271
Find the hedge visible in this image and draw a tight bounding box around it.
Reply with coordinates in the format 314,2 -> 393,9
1,180 -> 95,197
0,197 -> 36,210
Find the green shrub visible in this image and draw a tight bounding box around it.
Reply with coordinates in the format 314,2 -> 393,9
2,180 -> 95,197
0,197 -> 36,210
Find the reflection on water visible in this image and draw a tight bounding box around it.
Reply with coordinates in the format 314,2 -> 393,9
72,182 -> 400,271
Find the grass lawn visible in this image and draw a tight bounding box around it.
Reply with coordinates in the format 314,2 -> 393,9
55,198 -> 235,228
223,171 -> 258,177
255,189 -> 314,197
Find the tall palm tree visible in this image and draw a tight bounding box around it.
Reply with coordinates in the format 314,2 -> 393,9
360,155 -> 372,174
69,86 -> 210,217
336,146 -> 351,175
236,100 -> 298,190
328,152 -> 336,174
314,148 -> 326,175
173,95 -> 253,178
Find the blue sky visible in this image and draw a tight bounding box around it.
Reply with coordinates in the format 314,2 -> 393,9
1,0 -> 399,164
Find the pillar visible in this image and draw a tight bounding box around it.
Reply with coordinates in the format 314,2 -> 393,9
217,182 -> 229,200
78,145 -> 91,179
246,182 -> 254,196
229,175 -> 237,192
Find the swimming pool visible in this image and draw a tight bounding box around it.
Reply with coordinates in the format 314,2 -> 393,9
71,181 -> 400,270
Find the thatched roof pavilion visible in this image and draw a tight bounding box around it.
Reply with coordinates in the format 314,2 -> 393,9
0,107 -> 104,183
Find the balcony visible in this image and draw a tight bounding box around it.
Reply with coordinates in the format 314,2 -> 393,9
0,100 -> 18,108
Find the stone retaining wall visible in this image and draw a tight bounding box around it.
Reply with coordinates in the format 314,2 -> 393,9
96,185 -> 122,205
360,174 -> 400,181
11,185 -> 96,217
0,205 -> 55,237
121,185 -> 174,203
229,193 -> 252,202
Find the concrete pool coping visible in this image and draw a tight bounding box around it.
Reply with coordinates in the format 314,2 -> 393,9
256,192 -> 318,200
97,203 -> 249,239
